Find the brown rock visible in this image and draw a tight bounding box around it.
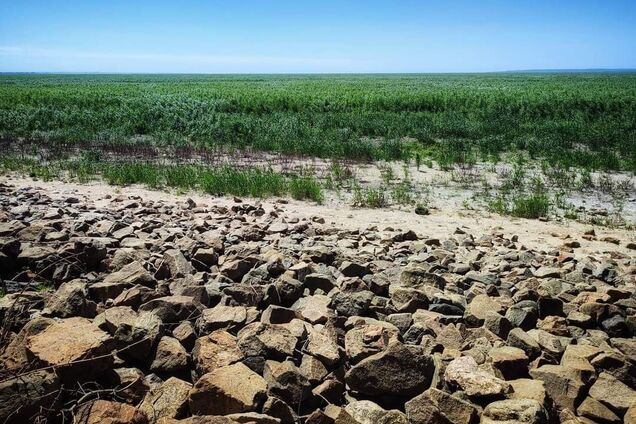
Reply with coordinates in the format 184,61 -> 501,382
139,377 -> 191,422
74,400 -> 148,424
25,317 -> 114,380
150,336 -> 189,373
405,388 -> 477,424
192,330 -> 243,375
189,362 -> 267,415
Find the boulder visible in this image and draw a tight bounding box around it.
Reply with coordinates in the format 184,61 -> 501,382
74,400 -> 148,424
488,347 -> 528,380
0,370 -> 60,423
589,372 -> 636,415
197,305 -> 247,333
189,362 -> 268,415
444,356 -> 511,399
577,397 -> 621,423
25,317 -> 114,380
345,341 -> 434,397
192,330 -> 244,375
344,400 -> 407,424
155,249 -> 195,279
139,295 -> 203,324
263,360 -> 311,409
44,279 -> 96,318
481,399 -> 548,424
405,388 -> 477,424
139,377 -> 191,422
344,323 -> 399,363
529,365 -> 589,411
150,336 -> 189,373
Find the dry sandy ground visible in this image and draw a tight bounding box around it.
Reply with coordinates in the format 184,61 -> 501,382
3,174 -> 635,261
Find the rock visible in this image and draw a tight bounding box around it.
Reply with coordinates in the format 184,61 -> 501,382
481,399 -> 548,424
305,327 -> 341,367
625,403 -> 636,424
139,377 -> 191,421
110,367 -> 148,404
400,263 -> 446,289
0,370 -> 60,423
345,341 -> 434,397
197,305 -> 247,333
192,330 -> 244,375
155,249 -> 195,279
95,307 -> 162,361
529,365 -> 589,411
345,323 -> 399,363
405,388 -> 477,424
263,360 -> 311,409
173,320 -> 197,350
292,295 -> 333,324
488,347 -> 528,380
507,328 -> 541,360
444,356 -> 511,399
139,295 -> 202,323
577,397 -> 621,423
74,400 -> 148,424
150,336 -> 189,373
304,273 -> 336,293
261,305 -> 299,324
534,267 -> 561,279
225,412 -> 281,423
300,354 -> 329,384
339,261 -> 370,277
588,372 -> 636,415
189,362 -> 268,415
238,322 -> 298,364
220,257 -> 260,282
44,279 -> 96,318
344,400 -> 407,424
508,379 -> 548,406
25,317 -> 114,380
466,295 -> 504,325
94,260 -> 154,300
112,284 -> 159,308
263,397 -> 297,423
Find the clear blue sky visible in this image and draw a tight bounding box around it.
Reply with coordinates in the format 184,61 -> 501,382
1,0 -> 634,73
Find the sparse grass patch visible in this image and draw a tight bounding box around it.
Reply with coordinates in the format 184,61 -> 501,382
353,185 -> 389,208
289,175 -> 324,203
489,191 -> 550,219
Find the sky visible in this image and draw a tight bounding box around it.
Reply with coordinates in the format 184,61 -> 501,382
0,0 -> 635,73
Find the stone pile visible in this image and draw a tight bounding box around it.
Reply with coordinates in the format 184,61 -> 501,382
0,182 -> 635,424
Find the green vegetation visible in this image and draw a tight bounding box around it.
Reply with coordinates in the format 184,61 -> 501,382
488,191 -> 551,219
353,185 -> 389,208
0,156 -> 323,202
1,73 -> 635,171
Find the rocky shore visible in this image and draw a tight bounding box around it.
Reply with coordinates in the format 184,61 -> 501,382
1,180 -> 635,424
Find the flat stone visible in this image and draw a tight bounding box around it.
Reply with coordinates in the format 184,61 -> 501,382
25,317 -> 114,380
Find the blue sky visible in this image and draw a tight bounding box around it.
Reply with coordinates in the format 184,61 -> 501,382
0,0 -> 634,73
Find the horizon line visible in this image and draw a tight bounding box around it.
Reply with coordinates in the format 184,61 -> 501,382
2,68 -> 636,76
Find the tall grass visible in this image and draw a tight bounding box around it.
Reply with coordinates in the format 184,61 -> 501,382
1,73 -> 635,171
0,157 -> 324,202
